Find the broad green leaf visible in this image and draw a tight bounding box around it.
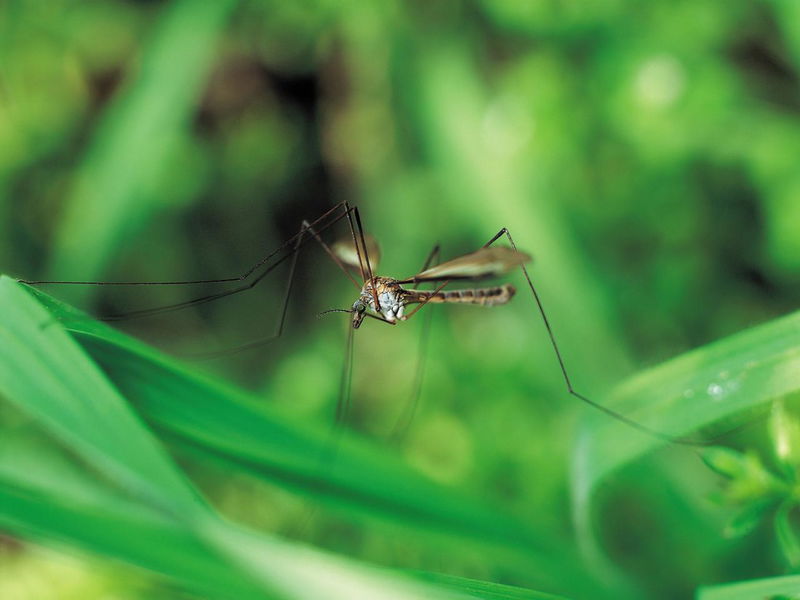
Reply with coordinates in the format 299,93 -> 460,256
0,428 -> 479,600
573,308 -> 800,549
199,522 -> 473,600
17,278 -> 606,597
772,0 -> 800,75
0,276 -> 199,514
0,277 -> 547,600
697,574 -> 800,600
27,281 -> 547,550
0,440 -> 266,599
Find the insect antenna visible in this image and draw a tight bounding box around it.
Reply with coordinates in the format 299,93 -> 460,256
318,308 -> 354,317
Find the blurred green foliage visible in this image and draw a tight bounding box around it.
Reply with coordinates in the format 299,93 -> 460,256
3,0 -> 800,598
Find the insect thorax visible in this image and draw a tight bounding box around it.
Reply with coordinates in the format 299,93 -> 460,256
358,276 -> 406,322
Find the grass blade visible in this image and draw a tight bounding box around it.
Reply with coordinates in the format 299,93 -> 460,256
0,276 -> 199,513
572,309 -> 800,558
411,571 -> 572,600
16,278 -> 606,596
0,431 -> 486,600
696,574 -> 800,600
1,276 -> 560,600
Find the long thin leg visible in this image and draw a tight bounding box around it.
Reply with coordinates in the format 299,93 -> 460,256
411,244 -> 442,291
60,205 -> 361,323
294,323 -> 356,537
349,204 -> 381,311
322,216 -> 383,465
19,201 -> 354,287
336,324 -> 356,427
166,216 -> 369,359
328,213 -> 376,429
316,322 -> 356,472
302,220 -> 362,290
481,227 -> 743,447
343,202 -> 367,283
390,244 -> 440,442
181,219 -> 307,359
401,276 -> 452,320
399,229 -> 732,446
352,207 -> 376,284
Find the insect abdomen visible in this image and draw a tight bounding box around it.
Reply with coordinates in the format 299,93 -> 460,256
414,284 -> 516,306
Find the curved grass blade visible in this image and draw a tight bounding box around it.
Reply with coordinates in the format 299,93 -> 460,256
571,309 -> 800,558
0,276 -> 200,514
0,440 -> 266,599
697,574 -> 800,600
19,278 -> 605,596
411,571 -> 572,600
1,276 -> 561,600
0,432 -> 487,600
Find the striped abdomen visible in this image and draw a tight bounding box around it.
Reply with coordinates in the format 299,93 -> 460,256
405,284 -> 516,306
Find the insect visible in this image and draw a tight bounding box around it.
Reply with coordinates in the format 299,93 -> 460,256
18,201 -> 712,446
327,243 -> 528,327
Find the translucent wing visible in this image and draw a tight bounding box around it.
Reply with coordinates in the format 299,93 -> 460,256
332,234 -> 381,271
405,246 -> 531,282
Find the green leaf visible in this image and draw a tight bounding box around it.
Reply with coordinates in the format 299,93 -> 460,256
723,499 -> 774,539
775,502 -> 800,569
573,308 -> 800,550
0,276 -> 200,514
411,571 -> 572,600
701,447 -> 752,479
0,276 -> 546,600
11,278 -> 606,597
0,433 -> 483,600
27,280 -> 554,554
697,574 -> 800,600
0,435 -> 266,599
701,448 -> 784,504
770,397 -> 800,474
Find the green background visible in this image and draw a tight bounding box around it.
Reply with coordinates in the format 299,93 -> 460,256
3,1 -> 800,599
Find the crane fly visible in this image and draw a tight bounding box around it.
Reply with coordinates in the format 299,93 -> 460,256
17,201 -> 718,446
329,244 -> 529,328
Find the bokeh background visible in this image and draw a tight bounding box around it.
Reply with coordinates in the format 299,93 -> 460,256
3,1 -> 800,598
